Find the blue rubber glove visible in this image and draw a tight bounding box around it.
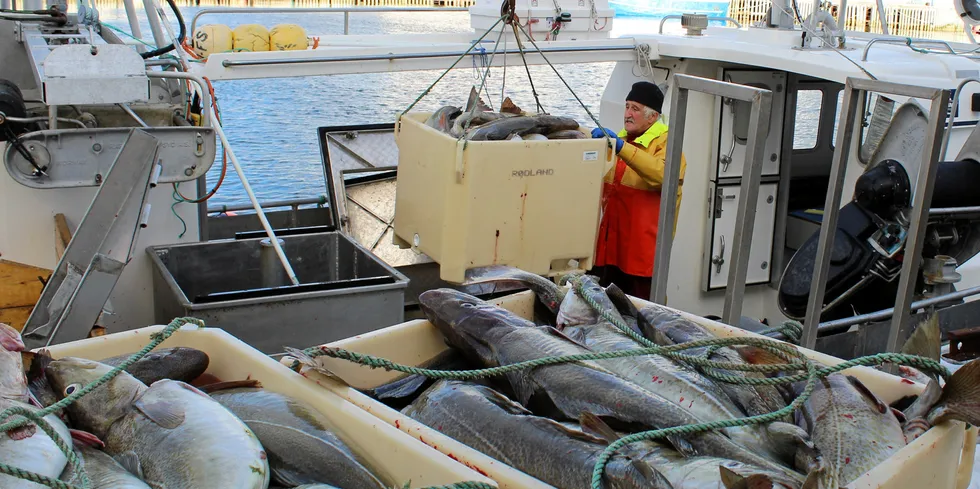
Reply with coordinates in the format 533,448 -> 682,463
591,127 -> 624,153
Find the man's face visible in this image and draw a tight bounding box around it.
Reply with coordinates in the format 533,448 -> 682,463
624,100 -> 658,137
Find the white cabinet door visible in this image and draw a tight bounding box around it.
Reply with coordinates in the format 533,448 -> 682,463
714,70 -> 786,180
701,182 -> 778,291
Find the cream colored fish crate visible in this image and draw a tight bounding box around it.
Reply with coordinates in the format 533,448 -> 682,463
283,290 -> 980,489
39,324 -> 499,489
392,113 -> 615,283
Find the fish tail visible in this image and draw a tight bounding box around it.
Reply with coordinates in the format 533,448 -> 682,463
901,312 -> 941,362
927,358 -> 980,427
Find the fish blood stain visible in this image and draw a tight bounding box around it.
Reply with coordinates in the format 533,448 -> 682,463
395,420 -> 401,429
679,397 -> 684,403
845,458 -> 850,464
841,414 -> 854,419
901,379 -> 915,385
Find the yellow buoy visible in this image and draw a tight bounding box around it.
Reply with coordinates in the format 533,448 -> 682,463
269,24 -> 308,51
191,24 -> 233,58
232,23 -> 271,52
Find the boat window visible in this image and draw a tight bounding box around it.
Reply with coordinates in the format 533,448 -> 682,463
794,90 -> 823,150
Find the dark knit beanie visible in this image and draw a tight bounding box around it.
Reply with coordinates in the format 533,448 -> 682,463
626,81 -> 664,114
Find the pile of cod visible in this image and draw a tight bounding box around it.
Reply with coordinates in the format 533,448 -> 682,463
423,88 -> 587,141
0,326 -> 389,489
335,267 -> 980,489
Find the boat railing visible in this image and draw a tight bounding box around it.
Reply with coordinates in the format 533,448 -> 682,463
657,14 -> 742,33
861,36 -> 980,61
189,6 -> 469,37
208,196 -> 329,215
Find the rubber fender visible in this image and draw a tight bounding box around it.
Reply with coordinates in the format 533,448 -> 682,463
191,24 -> 233,58
232,23 -> 271,52
270,24 -> 308,51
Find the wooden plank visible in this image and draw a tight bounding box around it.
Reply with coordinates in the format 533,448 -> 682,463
0,259 -> 50,309
54,213 -> 73,261
0,305 -> 33,332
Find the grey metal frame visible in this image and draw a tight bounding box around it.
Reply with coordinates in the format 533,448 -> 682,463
21,129 -> 161,349
651,74 -> 773,326
800,77 -> 950,351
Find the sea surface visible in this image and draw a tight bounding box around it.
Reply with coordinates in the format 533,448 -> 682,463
93,2 -> 962,209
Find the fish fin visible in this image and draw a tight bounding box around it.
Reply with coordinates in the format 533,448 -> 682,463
579,412 -> 621,444
927,358 -> 980,426
114,451 -> 144,479
371,374 -> 428,400
543,326 -> 594,351
26,348 -> 54,403
69,429 -> 104,448
500,97 -> 523,115
720,466 -> 774,489
801,462 -> 836,489
901,312 -> 941,362
604,283 -> 640,319
890,407 -> 907,424
271,466 -> 306,487
765,421 -> 816,470
666,434 -> 697,457
846,375 -> 889,414
629,458 -> 675,489
133,397 -> 186,429
735,345 -> 792,365
483,386 -> 535,416
6,423 -> 36,440
196,379 -> 263,394
283,346 -> 339,378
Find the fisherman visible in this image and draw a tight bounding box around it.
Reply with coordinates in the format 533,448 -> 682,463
589,81 -> 687,300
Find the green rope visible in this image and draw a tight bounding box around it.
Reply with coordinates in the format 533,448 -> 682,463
0,317 -> 205,489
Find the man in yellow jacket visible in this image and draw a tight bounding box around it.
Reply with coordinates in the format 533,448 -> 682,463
589,81 -> 686,299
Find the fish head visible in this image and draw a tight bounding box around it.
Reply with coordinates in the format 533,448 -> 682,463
419,288 -> 524,367
0,323 -> 28,402
45,356 -> 145,438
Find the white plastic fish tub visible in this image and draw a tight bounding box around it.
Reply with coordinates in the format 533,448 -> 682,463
282,289 -> 980,489
392,112 -> 615,283
38,324 -> 499,489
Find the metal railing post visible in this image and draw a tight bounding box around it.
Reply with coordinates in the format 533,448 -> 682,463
800,77 -> 949,351
650,74 -> 773,328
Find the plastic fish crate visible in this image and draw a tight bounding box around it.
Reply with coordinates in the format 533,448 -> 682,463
283,290 -> 980,489
392,113 -> 615,283
39,324 -> 499,489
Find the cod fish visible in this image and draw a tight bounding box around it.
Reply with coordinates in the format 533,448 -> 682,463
417,289 -> 804,484
638,305 -> 792,422
0,323 -> 72,489
99,347 -> 210,386
424,105 -> 462,134
45,358 -> 269,489
790,372 -> 907,488
579,413 -> 803,489
467,115 -> 579,141
564,276 -> 811,470
60,444 -> 151,489
403,379 -> 673,489
207,387 -> 386,489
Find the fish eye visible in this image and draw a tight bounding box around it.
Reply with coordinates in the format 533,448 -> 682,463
64,383 -> 81,396
461,303 -> 475,308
